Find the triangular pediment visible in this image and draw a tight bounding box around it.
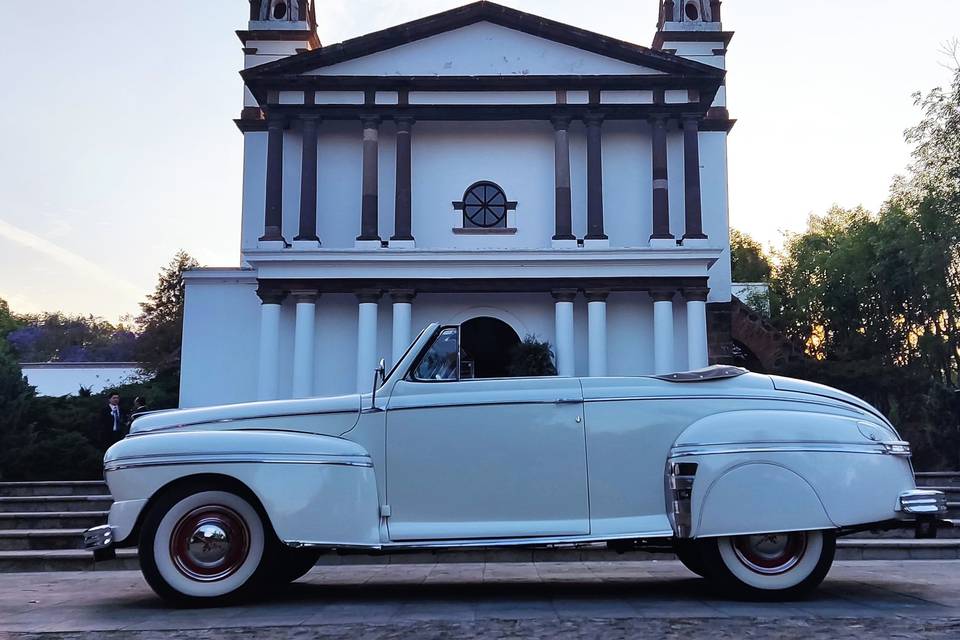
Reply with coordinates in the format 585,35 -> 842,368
305,22 -> 664,77
244,1 -> 722,82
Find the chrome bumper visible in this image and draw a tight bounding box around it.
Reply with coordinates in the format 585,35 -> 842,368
899,489 -> 948,515
82,525 -> 116,551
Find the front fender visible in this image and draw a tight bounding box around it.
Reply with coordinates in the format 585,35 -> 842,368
105,430 -> 382,548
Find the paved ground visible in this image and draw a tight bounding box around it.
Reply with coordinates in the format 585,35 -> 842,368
1,561 -> 959,638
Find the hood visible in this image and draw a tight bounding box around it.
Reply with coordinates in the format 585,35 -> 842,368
769,375 -> 894,429
129,394 -> 362,436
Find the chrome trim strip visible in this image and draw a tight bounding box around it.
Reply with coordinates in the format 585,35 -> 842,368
131,409 -> 360,434
82,525 -> 115,550
386,399 -> 582,412
583,394 -> 864,414
669,443 -> 889,458
899,489 -> 948,514
284,531 -> 675,551
105,453 -> 372,472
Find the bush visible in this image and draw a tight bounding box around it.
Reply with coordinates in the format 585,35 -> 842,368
507,336 -> 557,377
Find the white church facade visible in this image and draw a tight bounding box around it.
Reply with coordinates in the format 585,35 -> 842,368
179,0 -> 736,407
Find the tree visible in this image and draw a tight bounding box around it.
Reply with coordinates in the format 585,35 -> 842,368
0,298 -> 22,338
730,229 -> 772,282
0,341 -> 37,480
135,251 -> 200,389
6,313 -> 137,363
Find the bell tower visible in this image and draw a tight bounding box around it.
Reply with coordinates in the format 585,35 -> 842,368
238,1 -> 320,114
653,0 -> 730,113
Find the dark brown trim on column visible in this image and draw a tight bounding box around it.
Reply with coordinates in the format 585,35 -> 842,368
551,116 -> 575,241
584,289 -> 610,302
260,115 -> 286,242
551,288 -> 577,303
295,116 -> 321,242
584,114 -> 607,240
389,289 -> 416,304
710,0 -> 722,22
356,289 -> 383,304
650,289 -> 676,303
357,116 -> 382,242
663,0 -> 676,22
650,117 -> 674,240
291,289 -> 320,304
256,286 -> 286,305
683,287 -> 710,302
391,117 -> 415,242
682,118 -> 707,240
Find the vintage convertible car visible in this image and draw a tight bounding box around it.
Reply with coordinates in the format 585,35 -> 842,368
86,323 -> 948,605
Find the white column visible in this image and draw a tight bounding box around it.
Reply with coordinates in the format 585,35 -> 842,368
291,290 -> 318,398
652,290 -> 676,375
685,288 -> 710,370
552,290 -> 576,377
390,290 -> 414,366
256,289 -> 284,401
586,290 -> 608,377
356,290 -> 380,393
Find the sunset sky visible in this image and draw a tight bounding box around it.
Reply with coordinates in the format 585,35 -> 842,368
1,0 -> 958,322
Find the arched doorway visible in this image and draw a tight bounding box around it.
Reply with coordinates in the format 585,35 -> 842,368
460,316 -> 521,379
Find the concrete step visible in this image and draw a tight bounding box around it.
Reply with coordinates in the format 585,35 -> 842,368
0,512 -> 107,531
0,481 -> 109,497
915,472 -> 960,488
0,496 -> 114,513
0,548 -> 139,572
0,529 -> 87,551
835,538 -> 960,560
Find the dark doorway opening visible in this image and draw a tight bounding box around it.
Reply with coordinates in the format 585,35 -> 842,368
460,316 -> 521,379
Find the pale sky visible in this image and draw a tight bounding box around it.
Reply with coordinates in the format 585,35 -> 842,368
1,0 -> 957,322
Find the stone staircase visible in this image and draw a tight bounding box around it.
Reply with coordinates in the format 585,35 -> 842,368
0,475 -> 957,572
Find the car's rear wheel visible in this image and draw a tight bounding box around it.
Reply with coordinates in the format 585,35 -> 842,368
139,482 -> 267,606
698,530 -> 835,600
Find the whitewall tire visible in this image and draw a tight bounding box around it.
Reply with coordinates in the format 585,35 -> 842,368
698,530 -> 835,599
139,484 -> 267,606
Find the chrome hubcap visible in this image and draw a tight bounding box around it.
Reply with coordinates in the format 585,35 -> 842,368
732,532 -> 807,575
170,506 -> 250,582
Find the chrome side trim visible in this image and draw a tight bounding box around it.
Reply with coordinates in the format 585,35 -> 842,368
669,442 -> 891,458
284,531 -> 675,551
105,452 -> 372,472
130,409 -> 360,434
584,394 -> 863,414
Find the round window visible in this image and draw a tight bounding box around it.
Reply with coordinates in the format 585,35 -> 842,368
272,1 -> 288,19
462,182 -> 508,228
685,1 -> 700,21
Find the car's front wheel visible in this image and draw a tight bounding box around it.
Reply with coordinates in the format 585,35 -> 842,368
698,530 -> 835,600
139,482 -> 268,606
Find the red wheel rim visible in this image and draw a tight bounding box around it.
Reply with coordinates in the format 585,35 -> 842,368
732,532 -> 807,575
169,505 -> 251,582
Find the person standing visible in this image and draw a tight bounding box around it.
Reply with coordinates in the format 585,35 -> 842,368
104,393 -> 124,446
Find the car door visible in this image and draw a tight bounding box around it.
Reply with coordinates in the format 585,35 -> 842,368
384,327 -> 589,541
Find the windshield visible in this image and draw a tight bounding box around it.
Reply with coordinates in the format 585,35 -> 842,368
412,328 -> 460,381
383,325 -> 431,382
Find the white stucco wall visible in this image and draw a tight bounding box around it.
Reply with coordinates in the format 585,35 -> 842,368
180,279 -> 698,405
306,22 -> 665,77
20,364 -> 142,397
180,277 -> 261,407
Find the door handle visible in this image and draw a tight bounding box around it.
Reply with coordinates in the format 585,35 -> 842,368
554,398 -> 581,404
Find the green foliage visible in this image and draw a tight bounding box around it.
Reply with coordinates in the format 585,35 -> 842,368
135,250 -> 200,380
507,336 -> 558,377
0,298 -> 22,338
0,254 -> 189,480
730,229 -> 772,283
767,65 -> 960,470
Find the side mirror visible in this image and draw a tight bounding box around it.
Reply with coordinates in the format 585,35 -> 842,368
370,358 -> 386,410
